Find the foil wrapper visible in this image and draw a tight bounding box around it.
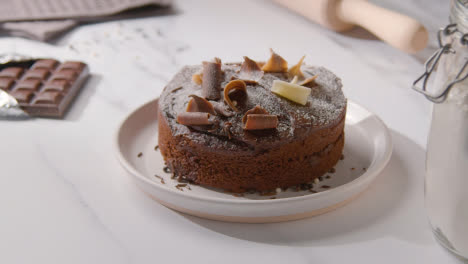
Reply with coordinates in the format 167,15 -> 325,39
0,53 -> 34,119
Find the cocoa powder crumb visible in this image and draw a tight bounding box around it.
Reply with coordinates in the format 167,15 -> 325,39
340,154 -> 345,160
351,167 -> 355,170
329,168 -> 336,173
154,145 -> 159,151
137,152 -> 143,158
363,167 -> 367,171
309,189 -> 317,193
325,175 -> 331,179
321,185 -> 331,189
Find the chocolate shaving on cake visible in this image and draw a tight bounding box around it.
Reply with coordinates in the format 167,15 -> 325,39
186,94 -> 216,115
238,56 -> 264,83
201,58 -> 222,100
223,80 -> 247,112
289,55 -> 305,79
299,75 -> 318,87
211,101 -> 234,117
223,122 -> 233,139
243,114 -> 278,130
192,73 -> 203,85
242,105 -> 268,123
177,112 -> 214,125
261,48 -> 288,73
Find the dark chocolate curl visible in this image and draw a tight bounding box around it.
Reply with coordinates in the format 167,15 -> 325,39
238,56 -> 264,83
186,94 -> 216,115
223,80 -> 247,112
177,112 -> 213,126
201,59 -> 222,100
242,105 -> 268,123
243,114 -> 278,130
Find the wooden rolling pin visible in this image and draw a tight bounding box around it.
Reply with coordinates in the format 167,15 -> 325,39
274,0 -> 428,53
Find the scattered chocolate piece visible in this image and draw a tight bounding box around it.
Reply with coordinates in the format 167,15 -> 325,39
321,185 -> 331,189
192,73 -> 203,85
177,112 -> 214,126
243,114 -> 278,130
154,145 -> 159,151
211,101 -> 234,117
261,49 -> 288,73
238,56 -> 264,83
363,167 -> 367,172
329,168 -> 336,173
223,122 -> 233,139
340,154 -> 345,160
201,58 -> 222,100
299,75 -> 318,87
325,175 -> 331,179
186,94 -> 216,115
171,86 -> 183,93
351,167 -> 355,170
137,152 -> 143,158
270,197 -> 277,199
288,55 -> 305,79
271,79 -> 311,105
223,79 -> 246,112
154,175 -> 165,184
163,166 -> 172,174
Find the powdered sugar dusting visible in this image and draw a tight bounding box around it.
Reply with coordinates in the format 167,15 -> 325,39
159,63 -> 346,152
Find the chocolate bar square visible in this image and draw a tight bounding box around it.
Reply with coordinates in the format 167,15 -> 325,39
9,90 -> 34,103
14,79 -> 42,91
32,91 -> 63,105
32,59 -> 59,70
43,79 -> 70,92
23,68 -> 50,80
0,77 -> 15,90
0,67 -> 24,78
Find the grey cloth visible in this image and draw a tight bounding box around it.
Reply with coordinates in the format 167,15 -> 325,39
0,0 -> 172,41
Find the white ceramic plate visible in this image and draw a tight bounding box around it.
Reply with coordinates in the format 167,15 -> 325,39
115,99 -> 392,223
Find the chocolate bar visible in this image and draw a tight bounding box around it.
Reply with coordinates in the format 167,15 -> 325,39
0,59 -> 89,118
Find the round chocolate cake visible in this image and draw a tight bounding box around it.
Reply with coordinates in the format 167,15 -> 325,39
158,52 -> 346,192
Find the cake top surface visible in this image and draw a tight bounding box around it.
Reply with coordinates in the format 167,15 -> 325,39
159,58 -> 346,152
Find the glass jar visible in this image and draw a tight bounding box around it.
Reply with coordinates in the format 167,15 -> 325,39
413,0 -> 468,260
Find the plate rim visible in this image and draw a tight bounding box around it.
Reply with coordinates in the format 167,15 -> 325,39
114,99 -> 393,205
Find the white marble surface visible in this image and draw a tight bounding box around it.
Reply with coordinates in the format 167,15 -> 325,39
0,0 -> 461,263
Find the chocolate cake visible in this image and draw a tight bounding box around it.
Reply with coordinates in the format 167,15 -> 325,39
158,51 -> 346,193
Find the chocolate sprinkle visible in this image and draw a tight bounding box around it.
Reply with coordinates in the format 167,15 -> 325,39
154,175 -> 165,184
154,145 -> 159,151
137,152 -> 143,158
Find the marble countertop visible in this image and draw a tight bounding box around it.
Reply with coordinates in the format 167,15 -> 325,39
0,0 -> 459,263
